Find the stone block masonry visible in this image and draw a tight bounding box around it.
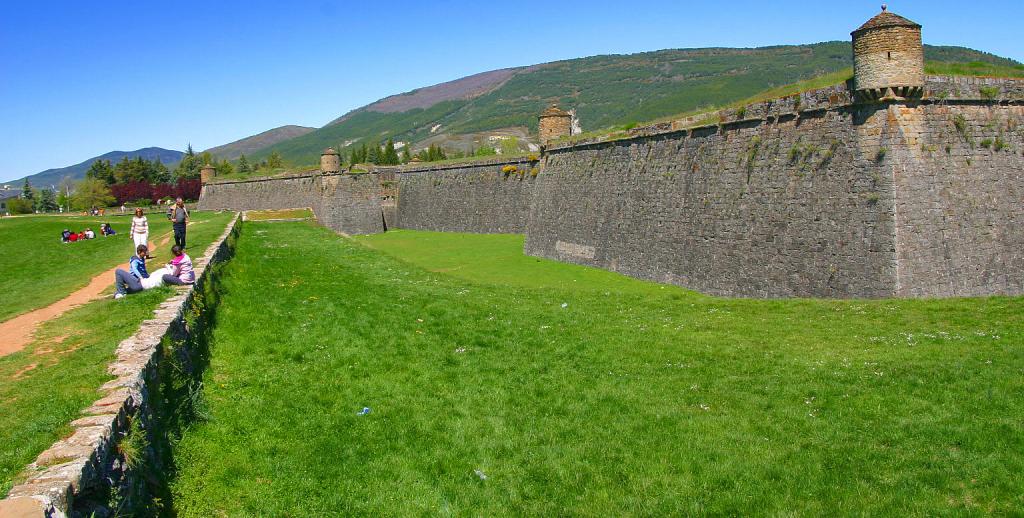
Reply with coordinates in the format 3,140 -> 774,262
196,76 -> 1024,298
527,107 -> 899,298
525,79 -> 1024,298
390,158 -> 540,234
197,171 -> 383,235
888,103 -> 1024,297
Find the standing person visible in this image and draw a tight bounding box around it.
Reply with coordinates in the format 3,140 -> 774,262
130,207 -> 149,251
171,197 -> 189,249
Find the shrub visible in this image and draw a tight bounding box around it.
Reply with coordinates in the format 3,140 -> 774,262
980,138 -> 993,149
6,197 -> 34,214
876,147 -> 888,162
979,86 -> 1000,101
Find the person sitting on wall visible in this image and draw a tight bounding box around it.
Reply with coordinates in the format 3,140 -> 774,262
161,245 -> 196,286
61,229 -> 72,243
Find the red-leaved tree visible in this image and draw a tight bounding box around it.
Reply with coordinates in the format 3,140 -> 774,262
175,178 -> 201,201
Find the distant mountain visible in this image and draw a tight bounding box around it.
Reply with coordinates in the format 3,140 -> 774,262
204,125 -> 315,161
248,42 -> 1021,165
6,147 -> 184,188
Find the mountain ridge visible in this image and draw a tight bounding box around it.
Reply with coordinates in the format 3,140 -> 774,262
246,41 -> 1021,165
4,147 -> 185,188
203,125 -> 316,161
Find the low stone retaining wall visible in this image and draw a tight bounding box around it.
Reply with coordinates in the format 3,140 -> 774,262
0,213 -> 241,517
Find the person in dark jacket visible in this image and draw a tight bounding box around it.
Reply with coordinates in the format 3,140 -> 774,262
170,198 -> 189,249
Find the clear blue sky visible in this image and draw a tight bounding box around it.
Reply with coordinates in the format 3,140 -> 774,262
1,0 -> 1021,182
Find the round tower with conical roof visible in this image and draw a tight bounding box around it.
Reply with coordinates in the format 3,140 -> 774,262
200,163 -> 216,184
538,104 -> 572,143
320,147 -> 340,173
851,5 -> 924,102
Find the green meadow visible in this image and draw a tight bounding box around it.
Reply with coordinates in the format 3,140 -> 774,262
169,222 -> 1023,515
0,212 -> 225,322
0,211 -> 235,495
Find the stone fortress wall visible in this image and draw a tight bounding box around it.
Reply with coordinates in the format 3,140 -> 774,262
197,7 -> 1024,298
525,83 -> 1024,298
196,77 -> 1024,298
384,157 -> 540,234
197,171 -> 383,235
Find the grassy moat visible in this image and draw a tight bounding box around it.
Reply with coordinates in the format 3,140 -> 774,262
162,222 -> 1022,515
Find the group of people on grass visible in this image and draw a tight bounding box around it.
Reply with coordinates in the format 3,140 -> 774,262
113,243 -> 194,299
114,198 -> 193,299
61,225 -> 114,242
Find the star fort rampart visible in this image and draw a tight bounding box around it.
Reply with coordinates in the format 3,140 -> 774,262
199,8 -> 1024,299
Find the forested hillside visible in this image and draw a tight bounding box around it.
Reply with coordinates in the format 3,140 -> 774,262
248,42 -> 1020,165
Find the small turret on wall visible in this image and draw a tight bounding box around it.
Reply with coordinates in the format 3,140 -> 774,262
200,163 -> 216,184
538,104 -> 573,143
321,147 -> 341,173
852,5 -> 925,102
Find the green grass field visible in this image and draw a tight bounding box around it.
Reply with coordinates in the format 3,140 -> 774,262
0,211 -> 235,495
169,223 -> 1023,515
0,211 -> 229,322
244,208 -> 314,221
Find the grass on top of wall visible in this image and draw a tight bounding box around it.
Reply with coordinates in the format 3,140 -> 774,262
169,222 -> 1023,515
0,212 -> 236,495
925,61 -> 1024,78
0,211 -> 233,322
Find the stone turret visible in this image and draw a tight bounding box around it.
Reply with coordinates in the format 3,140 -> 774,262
320,147 -> 341,173
852,5 -> 924,102
200,163 -> 216,184
538,104 -> 572,143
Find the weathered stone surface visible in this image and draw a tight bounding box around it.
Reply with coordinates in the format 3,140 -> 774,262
528,96 -> 1024,298
528,106 -> 898,298
392,158 -> 539,234
0,496 -> 59,518
197,172 -> 383,234
192,77 -> 1024,299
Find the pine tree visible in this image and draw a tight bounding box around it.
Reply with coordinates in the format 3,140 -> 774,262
39,188 -> 58,212
153,158 -> 171,183
21,178 -> 35,201
349,148 -> 359,166
215,159 -> 235,177
86,159 -> 115,184
382,139 -> 400,165
370,142 -> 382,164
174,144 -> 202,180
238,154 -> 251,174
267,151 -> 284,169
401,147 -> 412,164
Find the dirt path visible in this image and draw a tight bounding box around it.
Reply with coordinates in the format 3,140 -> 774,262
0,233 -> 173,357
